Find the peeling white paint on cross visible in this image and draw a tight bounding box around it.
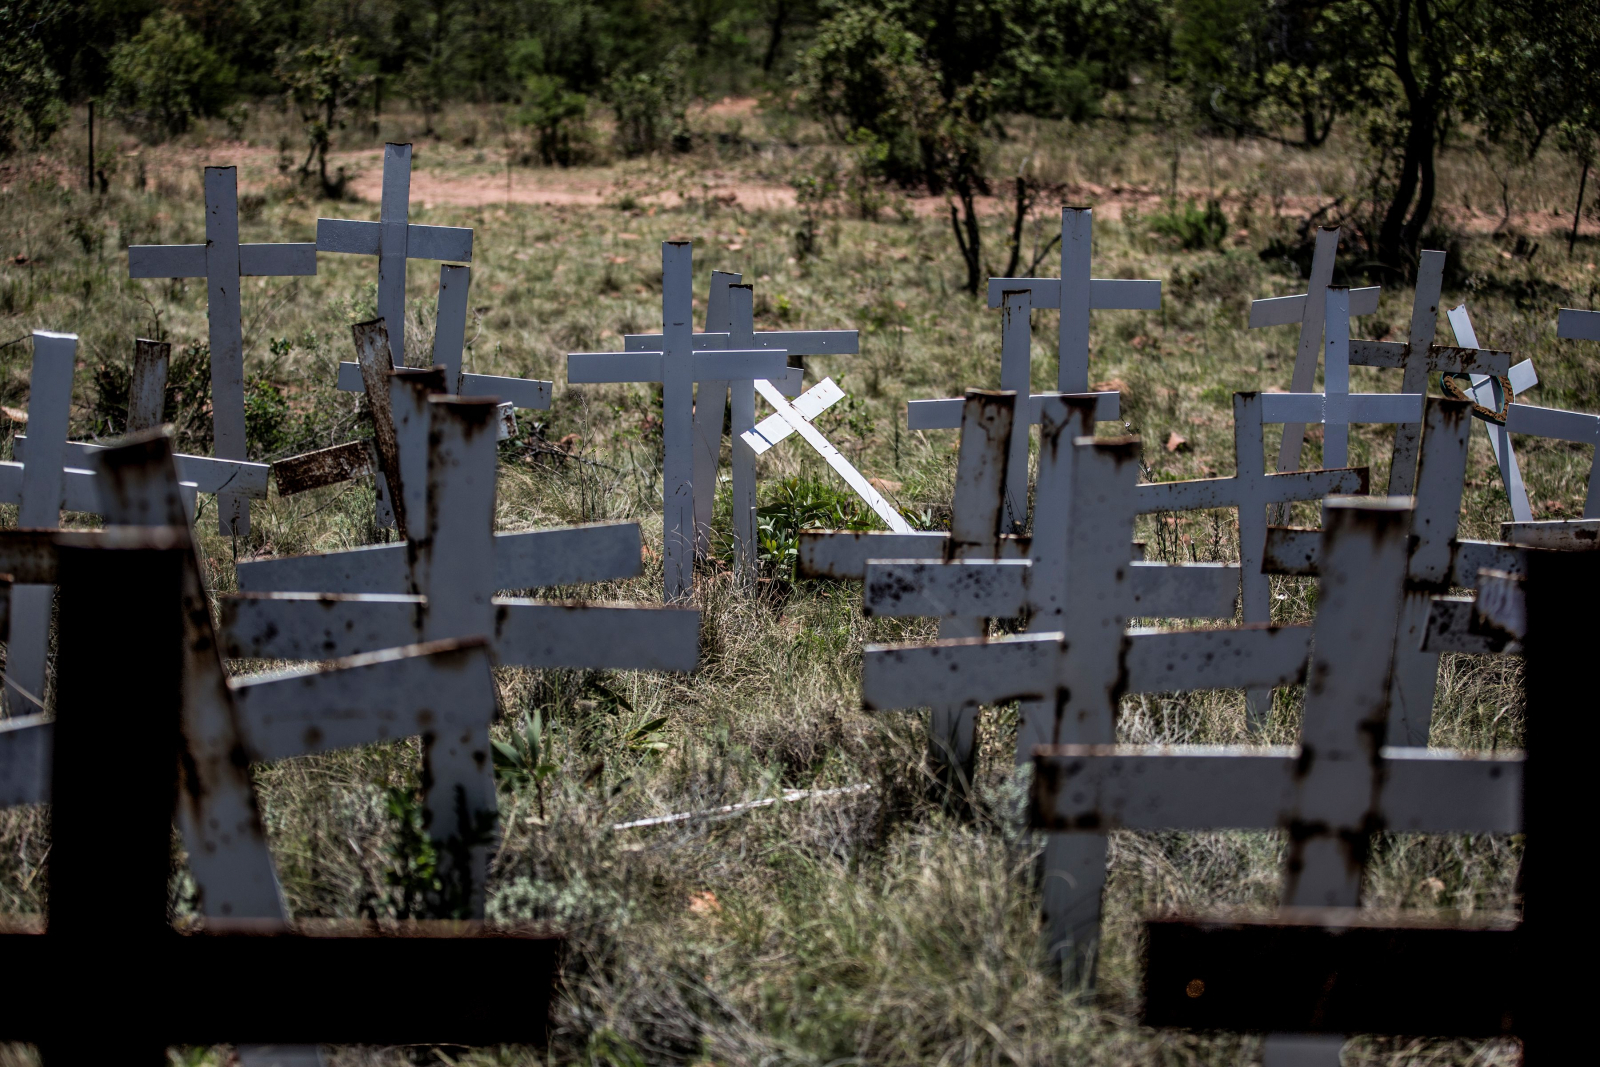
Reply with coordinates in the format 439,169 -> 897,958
2,332 -> 269,716
568,242 -> 788,599
1029,497 -> 1522,1067
985,207 -> 1162,394
1258,287 -> 1423,469
127,165 -> 316,534
860,432 -> 1327,981
219,393 -> 700,895
1134,390 -> 1367,726
907,288 -> 1121,531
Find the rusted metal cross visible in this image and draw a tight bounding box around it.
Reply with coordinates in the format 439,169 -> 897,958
2,332 -> 268,716
127,166 -> 317,535
1029,497 -> 1521,1065
862,432 -> 1328,983
568,242 -> 788,598
220,393 -> 699,901
1131,510 -> 1585,1058
0,520 -> 556,1067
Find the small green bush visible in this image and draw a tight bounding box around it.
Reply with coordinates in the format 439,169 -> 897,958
1146,198 -> 1231,251
519,75 -> 593,167
108,11 -> 235,141
757,477 -> 878,578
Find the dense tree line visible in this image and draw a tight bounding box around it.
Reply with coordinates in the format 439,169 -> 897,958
4,0 -> 1600,278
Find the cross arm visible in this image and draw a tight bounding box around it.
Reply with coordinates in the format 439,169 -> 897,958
334,362 -> 552,411
626,329 -> 859,355
0,713 -> 50,807
1123,625 -> 1310,694
1250,287 -> 1379,328
0,460 -> 121,513
236,522 -> 643,594
1265,528 -> 1528,587
221,593 -> 424,660
985,277 -> 1162,310
1422,595 -> 1520,655
230,639 -> 494,762
743,377 -> 845,454
128,243 -> 206,278
1505,402 -> 1600,442
1260,392 -> 1424,425
860,559 -> 1238,620
1030,745 -> 1522,833
908,391 -> 1119,430
13,436 -> 270,497
0,923 -> 560,1045
567,349 -> 788,383
1350,340 -> 1512,375
798,530 -> 1046,579
316,220 -> 474,262
1558,307 -> 1600,342
492,601 -> 699,671
862,632 -> 1058,709
1140,912 -> 1519,1037
1500,518 -> 1600,549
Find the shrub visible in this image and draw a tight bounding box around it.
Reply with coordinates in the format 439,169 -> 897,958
1145,198 -> 1231,251
0,1 -> 65,153
756,477 -> 876,578
519,75 -> 593,167
108,11 -> 235,141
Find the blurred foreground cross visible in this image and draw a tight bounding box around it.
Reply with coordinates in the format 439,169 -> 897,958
0,516 -> 557,1065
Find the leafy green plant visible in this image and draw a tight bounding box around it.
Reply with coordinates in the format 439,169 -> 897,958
606,56 -> 689,157
275,39 -> 370,198
0,0 -> 65,154
493,709 -> 559,818
757,477 -> 877,578
108,11 -> 235,141
519,74 -> 593,167
1144,198 -> 1231,251
364,785 -> 494,921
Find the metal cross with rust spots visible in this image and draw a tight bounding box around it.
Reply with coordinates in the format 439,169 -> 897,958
1028,496 -> 1522,1065
0,520 -> 555,1066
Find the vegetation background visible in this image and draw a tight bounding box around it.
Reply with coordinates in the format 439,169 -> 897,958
1,0 -> 1591,1063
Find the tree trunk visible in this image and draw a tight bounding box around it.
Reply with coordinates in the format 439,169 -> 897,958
949,184 -> 982,294
1004,176 -> 1029,277
1572,157 -> 1590,255
762,0 -> 789,73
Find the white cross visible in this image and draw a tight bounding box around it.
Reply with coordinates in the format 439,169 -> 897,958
986,206 -> 1162,393
1247,226 -> 1380,475
333,263 -> 554,412
906,288 -> 1121,530
1442,304 -> 1540,523
317,143 -> 474,368
1028,497 -> 1521,1065
1134,389 -> 1366,725
2,332 -> 268,715
1263,397 -> 1529,746
859,432 -> 1327,980
218,394 -> 700,890
127,165 -> 316,535
623,271 -> 859,568
2,433 -> 501,1066
568,241 -> 788,599
1258,287 -> 1424,469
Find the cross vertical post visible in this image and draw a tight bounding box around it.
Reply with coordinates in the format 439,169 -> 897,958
663,241 -> 696,598
999,289 -> 1033,531
127,166 -> 317,534
3,331 -> 74,717
128,338 -> 171,432
1384,249 -> 1445,493
1446,304 -> 1533,522
1274,226 -> 1339,475
728,283 -> 759,579
691,271 -> 738,555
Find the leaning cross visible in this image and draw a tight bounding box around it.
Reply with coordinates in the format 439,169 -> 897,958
2,333 -> 268,716
1033,498 -> 1524,1066
1247,226 -> 1380,475
333,262 -> 553,413
317,142 -> 474,367
1258,287 -> 1423,469
985,206 -> 1162,393
1442,304 -> 1540,522
568,241 -> 788,598
907,288 -> 1121,530
219,394 -> 701,892
860,432 -> 1327,981
127,165 -> 316,534
0,522 -> 557,1064
623,270 -> 858,564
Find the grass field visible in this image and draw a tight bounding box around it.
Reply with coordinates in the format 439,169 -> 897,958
1,98 -> 1582,1065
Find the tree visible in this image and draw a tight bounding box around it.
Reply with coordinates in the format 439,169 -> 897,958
0,0 -> 66,153
107,10 -> 235,141
799,0 -> 1077,293
276,38 -> 372,197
